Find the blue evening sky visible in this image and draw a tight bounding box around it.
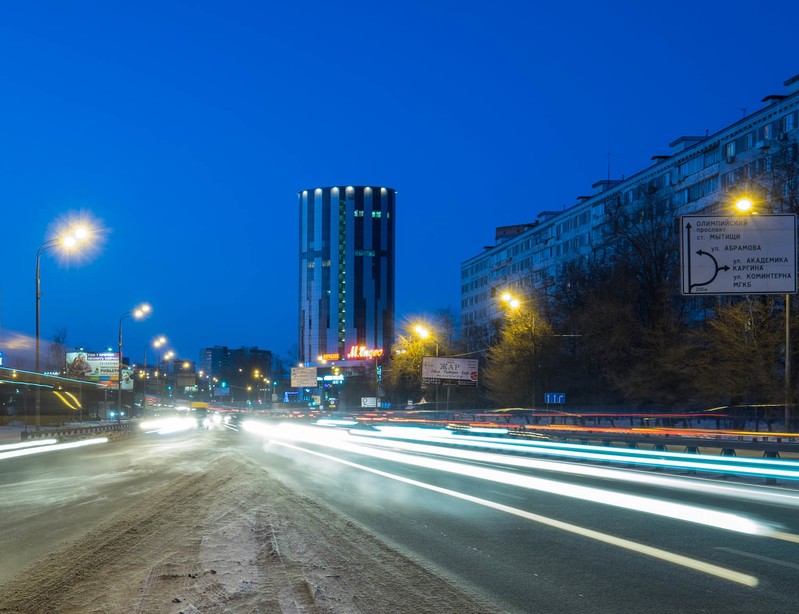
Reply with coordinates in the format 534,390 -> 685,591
1,0 -> 798,365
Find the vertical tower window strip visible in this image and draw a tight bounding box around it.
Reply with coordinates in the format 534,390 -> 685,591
338,196 -> 347,351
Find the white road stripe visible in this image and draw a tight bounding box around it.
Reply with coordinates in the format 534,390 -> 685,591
717,547 -> 799,571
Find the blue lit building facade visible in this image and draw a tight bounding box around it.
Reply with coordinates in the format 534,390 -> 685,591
461,73 -> 799,350
299,186 -> 396,366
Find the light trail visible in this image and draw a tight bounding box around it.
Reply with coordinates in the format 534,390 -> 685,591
140,417 -> 199,435
0,437 -> 108,461
359,426 -> 799,480
243,422 -> 779,538
0,439 -> 58,453
270,439 -> 760,587
346,432 -> 799,510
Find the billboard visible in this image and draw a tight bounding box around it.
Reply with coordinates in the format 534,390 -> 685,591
291,366 -> 318,387
65,351 -> 133,389
422,357 -> 479,387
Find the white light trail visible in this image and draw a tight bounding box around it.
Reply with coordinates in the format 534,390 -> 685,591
0,437 -> 108,461
348,432 -> 799,510
272,440 -> 760,587
360,426 -> 799,480
140,417 -> 198,434
244,422 -> 776,537
0,439 -> 58,453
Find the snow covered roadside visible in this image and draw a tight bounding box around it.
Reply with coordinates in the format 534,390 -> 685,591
0,453 -> 498,613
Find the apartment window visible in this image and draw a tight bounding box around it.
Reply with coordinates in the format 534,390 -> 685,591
763,124 -> 773,140
704,147 -> 721,166
725,142 -> 736,159
678,155 -> 704,177
784,114 -> 796,132
746,132 -> 754,149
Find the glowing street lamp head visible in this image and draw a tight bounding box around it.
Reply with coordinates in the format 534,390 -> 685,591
133,303 -> 151,319
501,292 -> 521,310
735,198 -> 754,213
72,226 -> 89,240
413,325 -> 430,339
56,223 -> 93,251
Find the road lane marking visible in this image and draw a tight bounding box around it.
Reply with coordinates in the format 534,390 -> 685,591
770,530 -> 799,544
271,441 -> 760,587
717,547 -> 799,570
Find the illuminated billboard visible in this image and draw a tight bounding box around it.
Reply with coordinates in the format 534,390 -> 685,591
422,357 -> 479,387
65,351 -> 133,389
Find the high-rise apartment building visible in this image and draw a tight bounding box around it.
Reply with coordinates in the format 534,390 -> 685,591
462,74 -> 799,349
299,186 -> 396,365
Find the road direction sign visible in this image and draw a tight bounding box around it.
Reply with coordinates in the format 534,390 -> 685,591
545,392 -> 566,404
680,214 -> 797,295
291,366 -> 318,387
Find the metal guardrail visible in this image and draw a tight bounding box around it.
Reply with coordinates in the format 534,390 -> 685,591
19,423 -> 135,441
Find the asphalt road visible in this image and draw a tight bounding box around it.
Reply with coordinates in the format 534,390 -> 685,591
2,424 -> 799,613
237,423 -> 799,613
0,429 -> 213,585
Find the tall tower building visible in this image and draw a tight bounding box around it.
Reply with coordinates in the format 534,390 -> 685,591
299,185 -> 396,365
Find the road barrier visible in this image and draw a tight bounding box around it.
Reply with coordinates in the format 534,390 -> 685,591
20,422 -> 135,441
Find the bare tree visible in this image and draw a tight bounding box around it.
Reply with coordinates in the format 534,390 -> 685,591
47,327 -> 69,374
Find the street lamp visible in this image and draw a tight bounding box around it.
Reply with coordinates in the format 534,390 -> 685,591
413,325 -> 439,356
35,223 -> 93,427
141,335 -> 167,416
413,324 -> 441,417
500,291 -> 538,408
118,303 -> 151,416
732,197 -> 792,430
501,292 -> 521,310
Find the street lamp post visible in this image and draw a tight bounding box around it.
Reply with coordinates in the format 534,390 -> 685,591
118,303 -> 151,417
35,224 -> 92,428
734,197 -> 793,431
501,292 -> 537,409
141,336 -> 166,417
414,325 -> 440,418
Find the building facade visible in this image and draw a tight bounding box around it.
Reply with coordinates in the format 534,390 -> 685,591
298,186 -> 396,365
462,74 -> 799,349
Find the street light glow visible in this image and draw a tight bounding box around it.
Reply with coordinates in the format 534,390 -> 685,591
413,325 -> 430,339
500,292 -> 521,309
735,198 -> 754,213
133,303 -> 152,319
119,302 -> 152,414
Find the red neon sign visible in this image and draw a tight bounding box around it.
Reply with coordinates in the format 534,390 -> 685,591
346,345 -> 384,359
